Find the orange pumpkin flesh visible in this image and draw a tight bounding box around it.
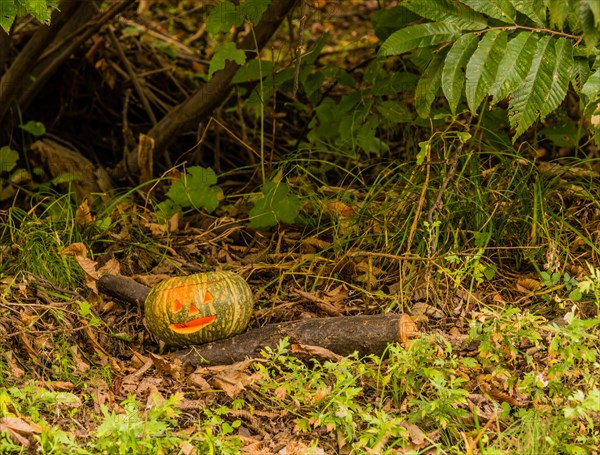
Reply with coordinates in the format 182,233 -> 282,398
144,271 -> 253,347
169,315 -> 216,334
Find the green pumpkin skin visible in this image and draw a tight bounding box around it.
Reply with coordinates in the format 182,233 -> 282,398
144,271 -> 253,347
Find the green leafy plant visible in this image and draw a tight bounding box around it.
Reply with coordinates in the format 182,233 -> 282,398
194,406 -> 243,455
576,263 -> 600,313
249,180 -> 300,229
209,42 -> 247,78
157,166 -> 224,218
0,146 -> 21,201
206,0 -> 271,34
204,0 -> 272,79
377,0 -> 600,143
539,270 -> 583,303
93,394 -> 181,454
0,0 -> 55,32
18,120 -> 46,137
469,307 -> 545,365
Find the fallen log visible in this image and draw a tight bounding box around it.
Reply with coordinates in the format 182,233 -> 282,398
97,274 -> 410,365
172,314 -> 407,366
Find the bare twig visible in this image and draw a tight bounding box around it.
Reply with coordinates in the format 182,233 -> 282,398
107,25 -> 157,125
292,0 -> 307,98
426,117 -> 473,255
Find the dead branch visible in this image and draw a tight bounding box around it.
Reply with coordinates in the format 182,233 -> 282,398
0,0 -> 85,124
18,0 -> 135,114
133,0 -> 299,169
172,314 -> 406,366
97,274 -> 150,307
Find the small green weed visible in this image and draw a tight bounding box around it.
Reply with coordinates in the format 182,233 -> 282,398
93,394 -> 181,454
157,166 -> 224,219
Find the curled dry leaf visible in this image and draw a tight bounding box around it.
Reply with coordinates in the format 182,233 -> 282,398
188,371 -> 212,391
149,352 -> 184,381
75,199 -> 94,227
411,302 -> 444,322
476,374 -> 525,407
98,258 -> 120,276
399,313 -> 419,346
61,242 -> 99,291
516,277 -> 542,293
324,201 -> 356,219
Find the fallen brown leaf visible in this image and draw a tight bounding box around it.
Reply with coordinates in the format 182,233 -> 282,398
198,359 -> 261,399
0,417 -> 42,447
516,277 -> 542,293
399,313 -> 419,346
149,352 -> 184,381
291,343 -> 343,362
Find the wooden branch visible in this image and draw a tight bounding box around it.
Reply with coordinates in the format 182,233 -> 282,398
97,274 -> 150,307
0,28 -> 11,71
172,314 -> 406,366
121,0 -> 299,172
18,0 -> 135,114
0,0 -> 82,124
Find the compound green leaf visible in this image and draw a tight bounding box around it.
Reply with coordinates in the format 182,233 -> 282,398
249,181 -> 300,229
240,0 -> 271,24
584,0 -> 600,25
442,33 -> 479,114
508,36 -> 552,137
206,1 -> 243,34
0,1 -> 18,32
378,22 -> 461,57
547,0 -> 570,28
415,50 -> 446,118
580,1 -> 599,48
582,69 -> 599,100
402,0 -> 488,29
166,166 -> 223,213
461,0 -> 516,24
509,0 -> 546,26
570,57 -> 592,94
564,0 -> 583,32
208,42 -> 246,78
465,30 -> 507,113
508,37 -> 573,139
489,31 -> 539,104
540,38 -> 573,119
21,0 -> 48,22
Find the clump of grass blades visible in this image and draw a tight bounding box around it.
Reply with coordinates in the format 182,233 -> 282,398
1,194 -> 84,289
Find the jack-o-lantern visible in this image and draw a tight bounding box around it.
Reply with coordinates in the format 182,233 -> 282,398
144,271 -> 253,347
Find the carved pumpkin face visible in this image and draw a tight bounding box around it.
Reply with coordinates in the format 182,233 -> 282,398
166,280 -> 218,334
144,271 -> 253,347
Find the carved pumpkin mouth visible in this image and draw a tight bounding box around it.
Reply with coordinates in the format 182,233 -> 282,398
169,315 -> 216,334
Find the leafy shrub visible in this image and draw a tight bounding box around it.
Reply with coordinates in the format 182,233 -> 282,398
376,0 -> 600,143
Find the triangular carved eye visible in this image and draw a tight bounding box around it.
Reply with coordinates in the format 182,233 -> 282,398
202,292 -> 214,304
188,304 -> 199,316
172,299 -> 183,313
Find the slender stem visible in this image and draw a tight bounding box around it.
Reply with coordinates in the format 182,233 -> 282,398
481,25 -> 581,43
